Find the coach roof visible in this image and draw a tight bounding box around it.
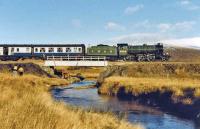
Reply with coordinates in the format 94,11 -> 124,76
0,44 -> 85,47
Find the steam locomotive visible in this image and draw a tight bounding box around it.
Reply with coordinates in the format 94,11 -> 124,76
0,43 -> 170,61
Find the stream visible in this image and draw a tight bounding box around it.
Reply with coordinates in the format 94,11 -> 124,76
51,81 -> 197,129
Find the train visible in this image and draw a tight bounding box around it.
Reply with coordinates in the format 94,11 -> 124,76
0,43 -> 170,61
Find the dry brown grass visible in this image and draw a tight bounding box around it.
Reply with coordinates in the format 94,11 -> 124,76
56,66 -> 105,80
99,76 -> 200,97
165,47 -> 200,62
101,63 -> 200,80
0,59 -> 44,66
0,74 -> 142,129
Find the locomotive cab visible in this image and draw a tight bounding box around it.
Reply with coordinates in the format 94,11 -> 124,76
117,43 -> 128,60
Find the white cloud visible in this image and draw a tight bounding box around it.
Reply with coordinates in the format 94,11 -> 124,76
162,37 -> 200,48
158,23 -> 171,32
110,33 -> 200,49
157,21 -> 196,32
71,19 -> 81,28
133,20 -> 152,29
110,33 -> 170,43
180,0 -> 190,5
105,22 -> 126,31
174,21 -> 196,30
179,0 -> 199,10
124,4 -> 144,15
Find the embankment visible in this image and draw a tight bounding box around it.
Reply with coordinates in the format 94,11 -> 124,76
0,63 -> 53,77
97,63 -> 200,122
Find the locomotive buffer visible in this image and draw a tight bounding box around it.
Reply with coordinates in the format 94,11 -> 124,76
44,56 -> 108,67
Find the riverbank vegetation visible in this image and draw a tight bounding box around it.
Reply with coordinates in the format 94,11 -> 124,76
99,76 -> 200,103
98,63 -> 200,102
0,73 -> 142,129
98,63 -> 200,120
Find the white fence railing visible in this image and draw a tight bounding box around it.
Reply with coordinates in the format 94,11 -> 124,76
46,56 -> 106,61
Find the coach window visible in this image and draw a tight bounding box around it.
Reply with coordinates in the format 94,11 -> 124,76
48,48 -> 54,53
66,47 -> 71,52
98,50 -> 101,53
57,47 -> 63,53
40,48 -> 46,53
35,48 -> 38,52
104,50 -> 106,53
74,47 -> 77,52
110,50 -> 113,53
16,48 -> 19,52
11,48 -> 14,53
26,47 -> 30,52
78,47 -> 82,52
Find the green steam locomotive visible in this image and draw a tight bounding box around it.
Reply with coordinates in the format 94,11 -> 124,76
87,43 -> 170,61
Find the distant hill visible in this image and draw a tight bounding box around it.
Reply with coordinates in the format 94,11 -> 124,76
165,47 -> 200,62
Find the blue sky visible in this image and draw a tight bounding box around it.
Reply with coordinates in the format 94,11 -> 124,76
0,0 -> 200,46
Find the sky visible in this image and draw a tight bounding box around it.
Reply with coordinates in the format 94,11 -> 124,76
0,0 -> 200,47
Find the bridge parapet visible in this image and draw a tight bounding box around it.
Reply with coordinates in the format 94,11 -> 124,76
45,56 -> 108,67
47,56 -> 106,61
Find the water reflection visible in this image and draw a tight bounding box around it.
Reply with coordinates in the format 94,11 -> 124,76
52,81 -> 196,129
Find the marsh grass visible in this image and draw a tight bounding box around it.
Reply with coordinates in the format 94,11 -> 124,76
0,74 -> 142,129
99,76 -> 200,99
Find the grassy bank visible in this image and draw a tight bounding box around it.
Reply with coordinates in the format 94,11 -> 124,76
0,74 -> 142,129
98,63 -> 200,101
99,76 -> 200,103
97,63 -> 200,119
0,63 -> 54,77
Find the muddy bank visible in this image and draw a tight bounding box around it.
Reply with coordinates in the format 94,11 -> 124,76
98,83 -> 200,126
99,87 -> 200,119
0,63 -> 53,77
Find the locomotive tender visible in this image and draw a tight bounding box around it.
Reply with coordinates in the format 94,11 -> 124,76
0,43 -> 169,61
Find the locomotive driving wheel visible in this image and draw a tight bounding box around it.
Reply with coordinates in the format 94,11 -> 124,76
146,54 -> 156,62
137,55 -> 145,62
161,57 -> 167,61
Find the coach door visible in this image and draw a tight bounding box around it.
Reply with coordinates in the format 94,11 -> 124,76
3,47 -> 8,55
31,47 -> 34,55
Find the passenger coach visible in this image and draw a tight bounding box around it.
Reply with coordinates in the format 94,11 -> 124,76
0,44 -> 85,60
